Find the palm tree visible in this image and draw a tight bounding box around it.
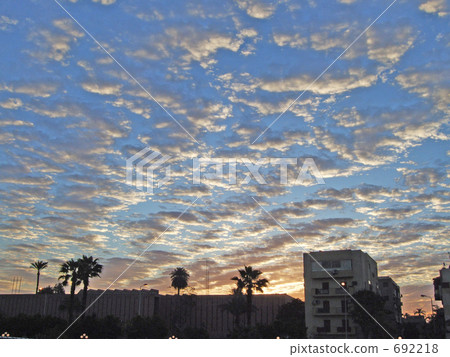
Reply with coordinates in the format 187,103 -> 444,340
30,260 -> 48,294
414,308 -> 426,317
59,259 -> 81,322
231,266 -> 269,326
78,255 -> 103,311
170,267 -> 190,295
222,288 -> 247,327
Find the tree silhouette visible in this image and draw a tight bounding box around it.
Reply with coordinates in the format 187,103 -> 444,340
222,288 -> 247,328
350,290 -> 393,338
59,259 -> 81,322
170,267 -> 190,295
30,260 -> 48,294
273,298 -> 307,338
231,266 -> 268,326
414,308 -> 426,317
78,255 -> 103,312
37,283 -> 65,295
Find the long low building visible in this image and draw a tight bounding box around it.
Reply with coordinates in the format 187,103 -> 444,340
0,290 -> 293,338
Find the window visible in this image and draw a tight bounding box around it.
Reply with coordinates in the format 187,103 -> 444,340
383,282 -> 388,287
318,300 -> 330,313
312,259 -> 352,271
337,319 -> 351,332
317,320 -> 331,333
322,282 -> 329,290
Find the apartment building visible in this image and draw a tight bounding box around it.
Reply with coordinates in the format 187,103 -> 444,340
303,250 -> 378,338
379,276 -> 402,325
433,266 -> 450,338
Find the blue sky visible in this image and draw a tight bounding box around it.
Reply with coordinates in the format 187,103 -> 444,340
0,0 -> 448,314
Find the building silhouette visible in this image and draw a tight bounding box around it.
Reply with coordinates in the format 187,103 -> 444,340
303,249 -> 400,338
434,266 -> 450,338
379,276 -> 402,326
0,290 -> 292,338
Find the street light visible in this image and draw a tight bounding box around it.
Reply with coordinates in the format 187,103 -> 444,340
80,333 -> 88,339
1,332 -> 10,338
420,294 -> 433,316
138,284 -> 148,316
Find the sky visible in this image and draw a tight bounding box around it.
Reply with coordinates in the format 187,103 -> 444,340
0,0 -> 448,316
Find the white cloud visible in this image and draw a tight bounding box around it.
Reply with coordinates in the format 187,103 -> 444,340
0,15 -> 18,31
396,69 -> 450,113
419,0 -> 448,17
70,0 -> 116,4
0,82 -> 58,97
0,120 -> 33,127
28,19 -> 84,63
0,98 -> 23,109
235,0 -> 276,19
260,68 -> 378,95
273,33 -> 307,48
81,81 -> 122,95
366,25 -> 416,64
93,0 -> 116,4
166,27 -> 243,67
333,107 -> 364,127
52,18 -> 84,38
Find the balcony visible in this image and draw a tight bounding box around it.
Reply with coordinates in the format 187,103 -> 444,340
311,269 -> 354,279
336,326 -> 354,334
316,326 -> 331,334
315,307 -> 330,314
314,307 -> 346,315
312,287 -> 352,296
333,287 -> 351,295
313,288 -> 329,295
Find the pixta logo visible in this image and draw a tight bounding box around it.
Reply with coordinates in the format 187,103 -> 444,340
126,148 -> 324,194
126,148 -> 171,193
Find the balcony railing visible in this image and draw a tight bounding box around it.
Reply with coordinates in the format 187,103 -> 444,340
316,326 -> 331,333
314,288 -> 329,295
312,287 -> 352,296
315,307 -> 330,314
336,326 -> 352,333
311,269 -> 354,278
314,307 -> 346,315
334,287 -> 351,295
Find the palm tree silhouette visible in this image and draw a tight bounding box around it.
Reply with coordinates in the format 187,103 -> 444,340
414,308 -> 426,317
231,265 -> 268,327
78,255 -> 103,312
30,260 -> 48,294
170,267 -> 190,295
222,288 -> 247,327
59,259 -> 81,322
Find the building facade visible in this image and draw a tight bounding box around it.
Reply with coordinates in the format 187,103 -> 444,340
303,250 -> 379,338
433,267 -> 450,338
